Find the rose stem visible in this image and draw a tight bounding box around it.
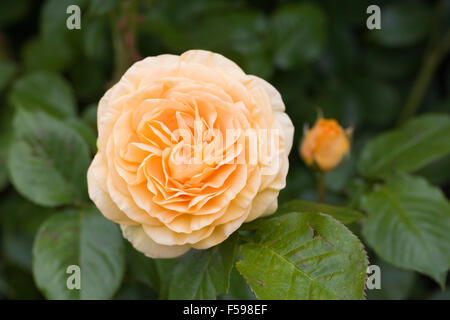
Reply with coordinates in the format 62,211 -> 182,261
317,171 -> 326,203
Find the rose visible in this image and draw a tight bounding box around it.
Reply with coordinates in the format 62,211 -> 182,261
87,50 -> 294,258
300,118 -> 350,171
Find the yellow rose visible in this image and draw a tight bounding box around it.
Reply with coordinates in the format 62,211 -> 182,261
87,50 -> 294,258
300,118 -> 350,171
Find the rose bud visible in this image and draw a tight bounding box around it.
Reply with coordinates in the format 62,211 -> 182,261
300,118 -> 351,171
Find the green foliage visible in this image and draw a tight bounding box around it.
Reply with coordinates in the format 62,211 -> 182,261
219,267 -> 256,300
366,262 -> 416,300
65,117 -> 97,154
81,104 -> 98,131
40,0 -> 88,37
126,243 -> 160,293
7,110 -> 90,206
88,0 -> 120,16
168,235 -> 238,299
0,60 -> 16,92
0,105 -> 14,192
269,3 -> 327,69
9,72 -> 76,118
32,205 -> 125,299
0,192 -> 55,271
274,199 -> 364,225
367,2 -> 432,47
361,175 -> 450,287
237,212 -> 368,299
0,0 -> 449,301
83,19 -> 111,61
358,114 -> 450,179
430,289 -> 450,300
23,36 -> 74,73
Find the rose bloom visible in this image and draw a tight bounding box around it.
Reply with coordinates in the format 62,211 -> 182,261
87,50 -> 294,258
300,118 -> 350,171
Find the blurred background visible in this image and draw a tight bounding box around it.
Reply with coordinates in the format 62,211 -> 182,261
0,0 -> 449,299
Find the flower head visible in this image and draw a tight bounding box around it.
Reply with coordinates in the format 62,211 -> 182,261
300,118 -> 350,171
87,50 -> 294,258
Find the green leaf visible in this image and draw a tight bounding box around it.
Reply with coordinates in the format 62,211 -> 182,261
367,3 -> 432,48
81,104 -> 98,132
236,212 -> 368,299
269,3 -> 327,69
0,192 -> 55,271
41,0 -> 87,37
65,117 -> 97,154
316,79 -> 361,124
88,0 -> 120,16
325,154 -> 355,192
191,10 -> 271,78
32,205 -> 125,299
23,36 -> 74,73
366,263 -> 416,300
429,289 -> 450,300
354,77 -> 401,127
7,110 -> 90,207
114,283 -> 158,300
0,104 -> 14,191
168,234 -> 238,299
68,60 -> 106,102
361,175 -> 450,287
9,72 -> 76,118
126,244 -> 160,292
154,259 -> 178,299
417,154 -> 450,185
0,59 -> 16,92
251,199 -> 364,226
358,114 -> 450,179
83,19 -> 110,61
364,46 -> 421,80
219,267 -> 256,300
141,0 -> 240,51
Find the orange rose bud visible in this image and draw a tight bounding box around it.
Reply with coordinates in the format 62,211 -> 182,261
300,118 -> 350,171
